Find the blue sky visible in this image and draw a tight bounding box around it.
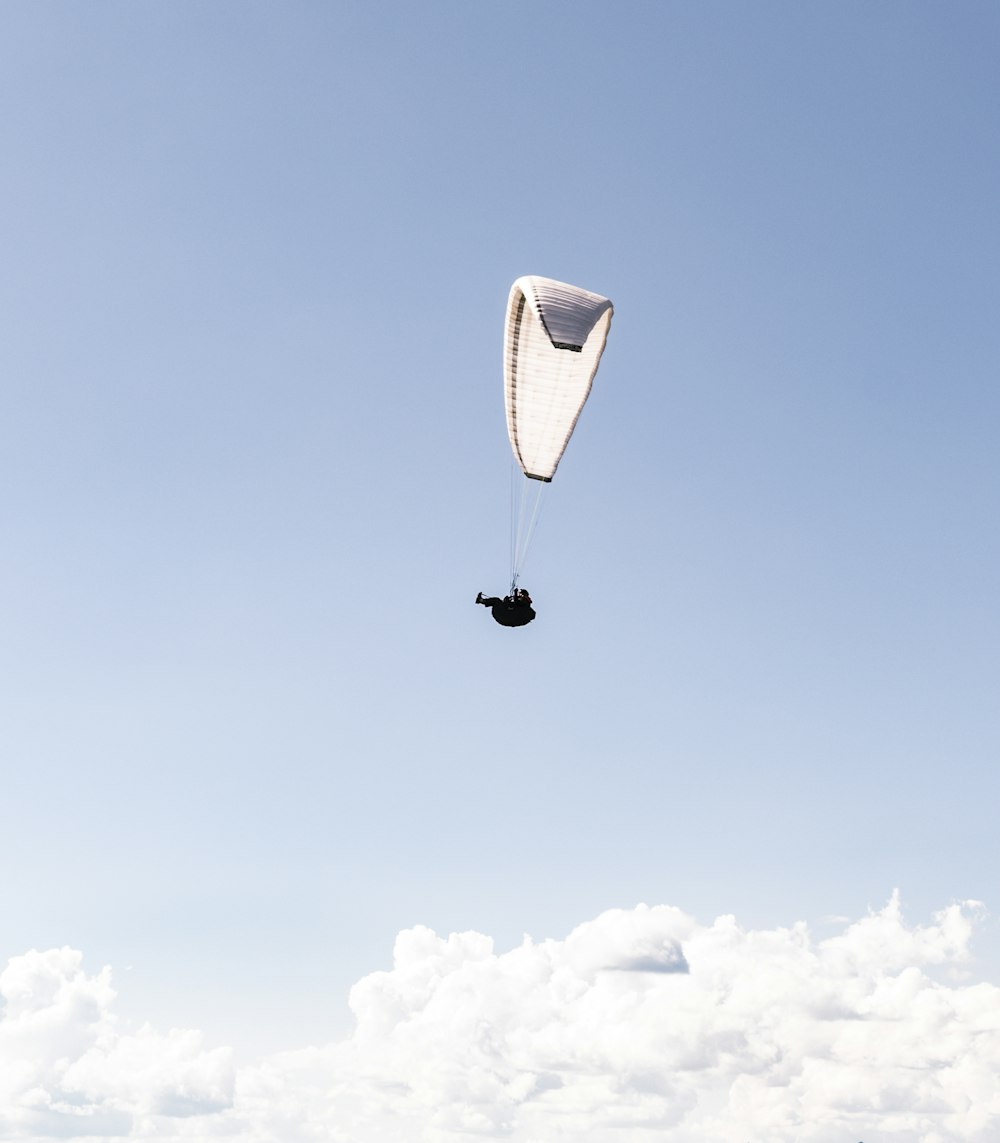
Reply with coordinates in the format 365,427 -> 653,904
2,2 -> 1000,1132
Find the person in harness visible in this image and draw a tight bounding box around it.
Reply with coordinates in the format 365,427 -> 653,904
475,588 -> 536,627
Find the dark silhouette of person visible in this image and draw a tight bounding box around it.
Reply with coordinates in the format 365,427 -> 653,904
475,588 -> 536,627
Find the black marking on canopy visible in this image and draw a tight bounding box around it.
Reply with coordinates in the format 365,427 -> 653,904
535,302 -> 584,353
508,290 -> 527,475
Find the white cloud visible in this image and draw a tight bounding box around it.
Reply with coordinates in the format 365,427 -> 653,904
0,947 -> 233,1139
3,894 -> 1000,1142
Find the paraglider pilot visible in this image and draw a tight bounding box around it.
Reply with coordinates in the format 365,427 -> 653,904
476,589 -> 536,627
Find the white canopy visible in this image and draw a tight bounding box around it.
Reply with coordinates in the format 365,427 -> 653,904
503,276 -> 613,481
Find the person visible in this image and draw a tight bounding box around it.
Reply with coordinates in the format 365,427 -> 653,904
475,588 -> 536,627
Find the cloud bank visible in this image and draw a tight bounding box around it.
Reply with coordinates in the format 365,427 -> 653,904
4,893 -> 999,1142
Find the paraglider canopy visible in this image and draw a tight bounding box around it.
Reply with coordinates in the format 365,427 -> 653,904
504,276 -> 614,483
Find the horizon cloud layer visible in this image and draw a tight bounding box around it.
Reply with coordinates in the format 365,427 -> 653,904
3,893 -> 999,1142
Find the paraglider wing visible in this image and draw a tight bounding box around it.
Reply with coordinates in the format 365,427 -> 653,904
504,276 -> 613,482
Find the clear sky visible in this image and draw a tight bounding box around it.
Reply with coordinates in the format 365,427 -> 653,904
2,3 -> 1000,1139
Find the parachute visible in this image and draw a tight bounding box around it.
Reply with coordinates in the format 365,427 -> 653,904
503,276 -> 613,592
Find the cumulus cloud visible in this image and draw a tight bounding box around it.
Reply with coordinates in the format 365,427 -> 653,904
0,947 -> 233,1139
3,894 -> 1000,1142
